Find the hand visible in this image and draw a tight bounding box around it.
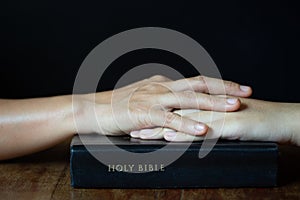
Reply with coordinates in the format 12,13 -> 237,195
74,75 -> 252,136
0,75 -> 252,160
133,98 -> 300,146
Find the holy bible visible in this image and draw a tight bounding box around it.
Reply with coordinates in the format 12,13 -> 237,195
70,134 -> 278,188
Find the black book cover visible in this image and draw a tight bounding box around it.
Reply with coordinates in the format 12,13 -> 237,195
70,134 -> 278,188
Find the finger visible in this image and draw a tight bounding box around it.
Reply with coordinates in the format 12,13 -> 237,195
139,128 -> 165,140
174,109 -> 224,124
140,110 -> 204,140
165,76 -> 252,97
163,120 -> 224,142
130,130 -> 141,138
150,111 -> 208,136
173,109 -> 200,116
182,110 -> 227,124
163,131 -> 205,142
134,110 -> 199,140
200,76 -> 252,97
174,112 -> 245,141
160,91 -> 241,111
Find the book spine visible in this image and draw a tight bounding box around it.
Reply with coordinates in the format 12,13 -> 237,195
70,145 -> 277,188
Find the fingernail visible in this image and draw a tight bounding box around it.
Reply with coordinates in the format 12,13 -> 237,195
130,131 -> 140,138
194,124 -> 205,132
226,98 -> 238,105
165,131 -> 177,138
240,85 -> 251,92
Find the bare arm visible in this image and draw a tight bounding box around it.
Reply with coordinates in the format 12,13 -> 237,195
0,75 -> 251,160
133,98 -> 300,146
0,96 -> 76,160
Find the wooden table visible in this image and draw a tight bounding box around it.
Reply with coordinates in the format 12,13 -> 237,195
1,139 -> 300,200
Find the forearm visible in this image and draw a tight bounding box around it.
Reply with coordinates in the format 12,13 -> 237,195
135,99 -> 300,146
0,75 -> 253,160
0,95 -> 76,160
281,103 -> 300,145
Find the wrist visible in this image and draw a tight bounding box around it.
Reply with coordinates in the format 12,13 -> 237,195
53,95 -> 78,136
279,103 -> 300,145
84,91 -> 113,104
72,94 -> 113,134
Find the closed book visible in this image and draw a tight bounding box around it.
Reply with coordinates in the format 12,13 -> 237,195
70,134 -> 278,188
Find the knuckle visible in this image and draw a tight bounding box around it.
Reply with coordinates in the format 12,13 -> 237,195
182,90 -> 196,100
205,96 -> 215,108
164,112 -> 177,126
195,76 -> 208,91
150,75 -> 168,82
198,75 -> 206,85
226,81 -> 238,89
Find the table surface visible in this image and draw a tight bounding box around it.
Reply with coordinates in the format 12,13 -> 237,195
1,139 -> 300,200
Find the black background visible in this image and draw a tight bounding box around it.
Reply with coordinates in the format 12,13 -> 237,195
0,0 -> 299,102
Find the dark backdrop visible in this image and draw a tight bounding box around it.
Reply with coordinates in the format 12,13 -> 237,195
0,0 -> 299,102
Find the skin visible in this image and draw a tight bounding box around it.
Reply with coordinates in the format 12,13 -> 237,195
0,75 -> 252,160
131,98 -> 300,146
